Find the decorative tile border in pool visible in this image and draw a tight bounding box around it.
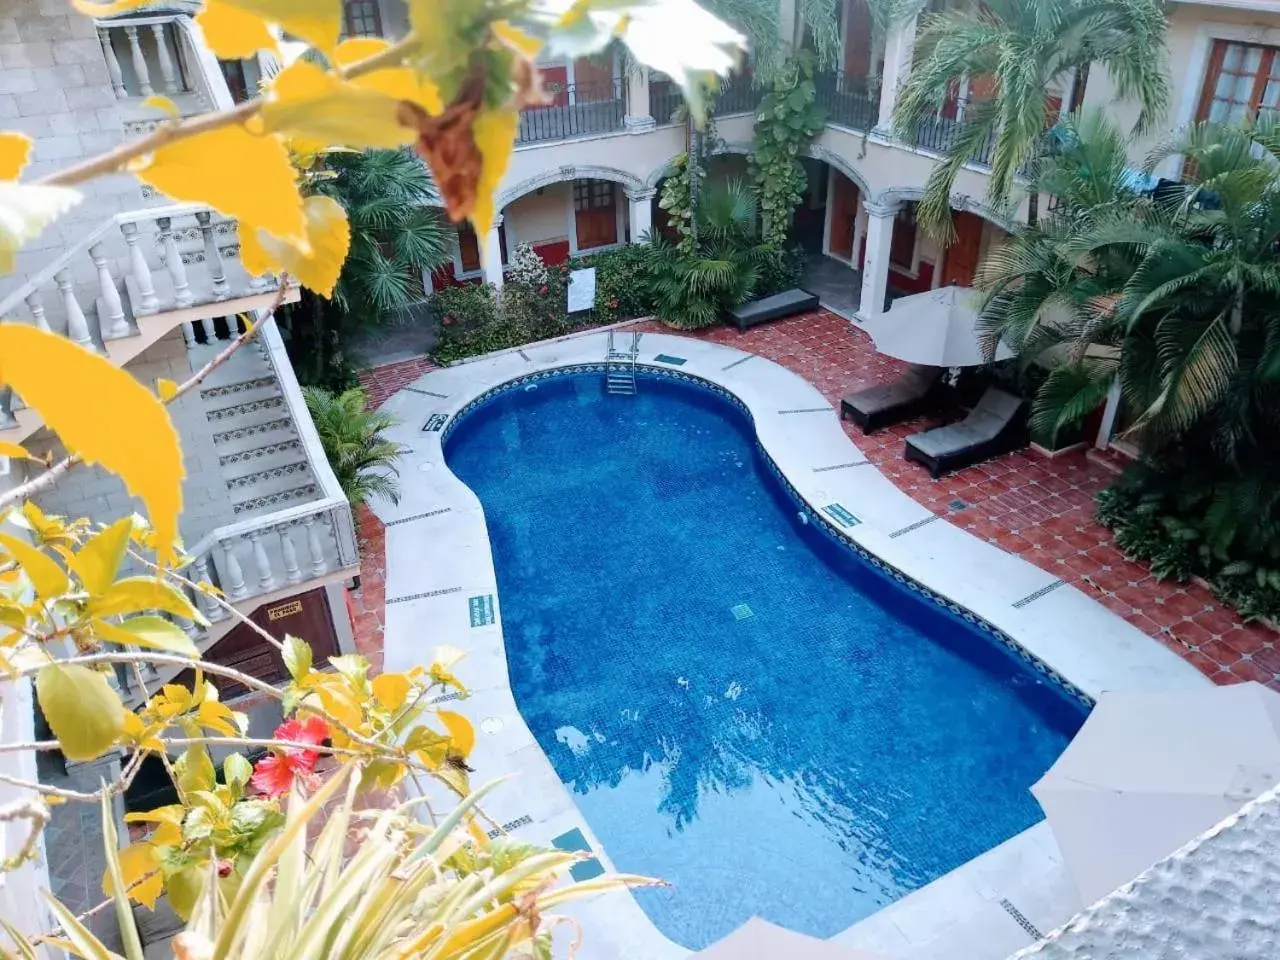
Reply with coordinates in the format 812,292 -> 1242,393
387,585 -> 464,605
889,515 -> 941,538
436,364 -> 1094,710
1012,579 -> 1068,609
813,460 -> 871,472
386,507 -> 452,527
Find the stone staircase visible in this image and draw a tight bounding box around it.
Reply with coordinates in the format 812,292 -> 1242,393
190,336 -> 321,520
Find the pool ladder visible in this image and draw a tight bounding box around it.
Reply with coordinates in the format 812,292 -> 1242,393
605,330 -> 641,396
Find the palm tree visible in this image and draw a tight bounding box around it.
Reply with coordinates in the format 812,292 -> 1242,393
892,0 -> 1169,240
285,149 -> 453,388
976,114 -> 1280,463
303,386 -> 408,506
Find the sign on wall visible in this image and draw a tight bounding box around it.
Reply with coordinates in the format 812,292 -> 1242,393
567,266 -> 596,313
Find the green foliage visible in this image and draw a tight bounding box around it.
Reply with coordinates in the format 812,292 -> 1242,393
285,148 -> 453,389
699,0 -> 839,82
1096,460 -> 1280,622
303,386 -> 407,507
893,0 -> 1170,239
751,55 -> 825,247
430,279 -> 575,363
754,242 -> 808,296
660,152 -> 701,255
567,244 -> 656,323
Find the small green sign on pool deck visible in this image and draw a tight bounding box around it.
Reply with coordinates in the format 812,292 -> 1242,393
468,594 -> 495,627
824,503 -> 861,528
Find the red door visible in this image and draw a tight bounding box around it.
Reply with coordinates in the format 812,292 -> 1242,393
540,65 -> 569,106
828,173 -> 859,259
940,211 -> 985,287
574,180 -> 618,249
842,0 -> 873,78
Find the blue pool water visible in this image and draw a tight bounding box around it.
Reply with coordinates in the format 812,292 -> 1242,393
444,370 -> 1087,949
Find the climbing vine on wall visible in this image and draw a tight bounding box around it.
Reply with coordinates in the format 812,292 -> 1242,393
660,109 -> 720,255
752,54 -> 826,247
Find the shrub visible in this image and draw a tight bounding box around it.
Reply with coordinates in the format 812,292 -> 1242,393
566,244 -> 655,323
303,386 -> 407,506
644,234 -> 758,329
754,243 -> 807,296
429,279 -> 575,363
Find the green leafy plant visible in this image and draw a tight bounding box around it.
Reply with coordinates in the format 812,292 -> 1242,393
567,244 -> 656,323
303,386 -> 408,506
751,54 -> 825,247
285,149 -> 454,389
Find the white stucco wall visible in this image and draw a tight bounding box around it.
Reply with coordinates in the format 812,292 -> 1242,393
1081,2 -> 1280,172
505,182 -> 573,248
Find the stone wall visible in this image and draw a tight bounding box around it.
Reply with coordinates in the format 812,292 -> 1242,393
0,0 -> 143,297
23,329 -> 237,548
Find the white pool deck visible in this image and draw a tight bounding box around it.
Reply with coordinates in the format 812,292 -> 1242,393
367,329 -> 1208,960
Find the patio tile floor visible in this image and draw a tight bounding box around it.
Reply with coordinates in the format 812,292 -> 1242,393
355,310 -> 1277,691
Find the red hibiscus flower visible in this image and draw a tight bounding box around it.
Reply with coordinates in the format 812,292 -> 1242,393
250,716 -> 330,797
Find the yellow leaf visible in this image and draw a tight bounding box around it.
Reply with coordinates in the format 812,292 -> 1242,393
0,327 -> 184,565
437,709 -> 475,758
135,124 -> 304,244
70,0 -> 155,14
104,843 -> 163,910
334,39 -> 443,114
196,700 -> 244,736
0,132 -> 31,180
157,378 -> 179,401
141,95 -> 179,118
247,196 -> 350,298
492,21 -> 543,58
470,108 -> 519,243
0,531 -> 69,601
0,441 -> 31,460
35,663 -> 125,761
237,219 -> 276,278
220,0 -> 342,54
196,0 -> 278,59
313,680 -> 363,731
150,820 -> 182,847
88,576 -> 208,627
261,60 -> 414,153
69,517 -> 134,595
92,615 -> 199,658
372,672 -> 411,712
0,182 -> 81,273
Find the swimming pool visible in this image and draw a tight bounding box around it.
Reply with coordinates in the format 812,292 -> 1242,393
444,368 -> 1088,949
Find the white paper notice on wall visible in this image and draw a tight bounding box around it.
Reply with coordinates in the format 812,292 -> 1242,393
567,267 -> 596,313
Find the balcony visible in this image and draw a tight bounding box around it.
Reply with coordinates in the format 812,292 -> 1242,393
517,79 -> 628,144
911,109 -> 998,167
814,71 -> 879,132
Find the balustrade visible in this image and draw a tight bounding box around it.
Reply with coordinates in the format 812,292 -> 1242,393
97,19 -> 190,100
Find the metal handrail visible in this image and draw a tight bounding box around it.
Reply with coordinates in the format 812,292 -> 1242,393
814,71 -> 878,133
518,79 -> 627,144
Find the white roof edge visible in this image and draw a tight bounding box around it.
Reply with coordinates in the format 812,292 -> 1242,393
1172,0 -> 1280,15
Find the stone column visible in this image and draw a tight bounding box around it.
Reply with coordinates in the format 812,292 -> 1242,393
876,15 -> 918,133
482,216 -> 505,289
1095,377 -> 1123,449
858,200 -> 896,321
626,187 -> 656,243
624,67 -> 654,132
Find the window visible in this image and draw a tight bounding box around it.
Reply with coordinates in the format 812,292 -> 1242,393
1197,40 -> 1280,124
574,179 -> 615,211
343,0 -> 383,38
219,60 -> 249,104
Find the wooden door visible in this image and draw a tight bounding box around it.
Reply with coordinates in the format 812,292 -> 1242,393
174,588 -> 340,700
541,65 -> 569,106
572,55 -> 613,100
828,173 -> 859,259
940,211 -> 985,287
842,0 -> 873,78
574,179 -> 617,249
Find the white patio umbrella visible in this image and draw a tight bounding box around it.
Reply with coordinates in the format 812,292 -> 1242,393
1032,681 -> 1280,906
861,286 -> 1014,367
695,917 -> 886,959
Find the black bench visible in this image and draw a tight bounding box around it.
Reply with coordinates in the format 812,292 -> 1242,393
727,288 -> 820,332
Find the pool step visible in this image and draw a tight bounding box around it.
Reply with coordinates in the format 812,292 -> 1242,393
606,371 -> 636,395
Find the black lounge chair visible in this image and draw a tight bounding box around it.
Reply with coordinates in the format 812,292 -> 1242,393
840,364 -> 942,433
904,387 -> 1029,477
727,288 -> 820,332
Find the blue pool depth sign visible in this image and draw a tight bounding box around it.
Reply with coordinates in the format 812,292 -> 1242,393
468,594 -> 495,627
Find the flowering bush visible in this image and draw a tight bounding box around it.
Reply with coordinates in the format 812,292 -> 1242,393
507,242 -> 550,288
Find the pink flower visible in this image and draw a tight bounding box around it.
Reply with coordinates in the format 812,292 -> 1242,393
250,716 -> 329,797
538,285 -> 548,295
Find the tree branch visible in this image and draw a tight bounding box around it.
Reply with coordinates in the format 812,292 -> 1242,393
36,33 -> 422,188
